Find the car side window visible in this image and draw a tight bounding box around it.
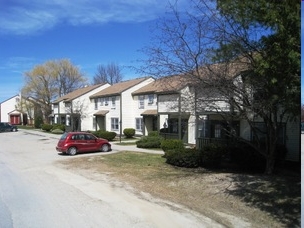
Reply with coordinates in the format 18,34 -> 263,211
79,134 -> 85,140
85,134 -> 94,140
71,135 -> 77,140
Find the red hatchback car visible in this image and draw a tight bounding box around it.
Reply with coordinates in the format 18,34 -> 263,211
56,132 -> 111,155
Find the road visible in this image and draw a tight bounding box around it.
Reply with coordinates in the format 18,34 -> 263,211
0,130 -> 222,228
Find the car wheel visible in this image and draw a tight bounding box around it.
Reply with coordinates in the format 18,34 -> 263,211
100,144 -> 109,152
68,147 -> 77,156
12,128 -> 16,132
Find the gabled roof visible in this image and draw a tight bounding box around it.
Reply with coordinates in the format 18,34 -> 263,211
132,75 -> 192,96
0,94 -> 19,104
53,84 -> 107,104
90,77 -> 152,99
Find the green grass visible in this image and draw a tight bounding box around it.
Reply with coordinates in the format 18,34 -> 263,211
16,125 -> 36,130
113,142 -> 137,146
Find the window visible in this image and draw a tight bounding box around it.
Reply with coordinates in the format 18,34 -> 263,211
105,97 -> 109,106
92,116 -> 96,129
251,122 -> 285,144
135,118 -> 143,131
111,97 -> 116,108
85,134 -> 95,140
111,118 -> 119,131
214,124 -> 222,138
94,99 -> 98,110
99,98 -> 104,106
148,94 -> 154,104
139,95 -> 144,109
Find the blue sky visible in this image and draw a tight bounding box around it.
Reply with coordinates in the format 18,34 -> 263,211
0,0 -> 190,102
0,1 -> 301,104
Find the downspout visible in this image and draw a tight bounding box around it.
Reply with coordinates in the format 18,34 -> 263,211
120,94 -> 122,143
194,87 -> 198,144
178,92 -> 182,141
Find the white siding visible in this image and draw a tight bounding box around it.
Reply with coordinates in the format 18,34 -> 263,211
79,84 -> 111,131
0,95 -> 19,122
0,95 -> 36,124
133,94 -> 158,135
158,94 -> 179,112
101,77 -> 155,135
285,118 -> 300,161
120,78 -> 155,135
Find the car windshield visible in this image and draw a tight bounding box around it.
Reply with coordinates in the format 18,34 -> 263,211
60,133 -> 68,140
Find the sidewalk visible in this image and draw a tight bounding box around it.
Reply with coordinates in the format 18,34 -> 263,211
19,129 -> 164,155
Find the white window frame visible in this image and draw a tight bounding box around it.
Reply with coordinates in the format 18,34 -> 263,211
111,97 -> 116,109
111,118 -> 119,131
148,94 -> 154,104
139,95 -> 144,109
135,118 -> 143,131
94,99 -> 98,110
104,97 -> 109,106
99,98 -> 104,106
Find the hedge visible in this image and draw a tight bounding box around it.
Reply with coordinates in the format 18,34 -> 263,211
92,130 -> 117,141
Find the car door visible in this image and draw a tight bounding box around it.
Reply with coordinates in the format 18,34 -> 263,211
84,134 -> 98,151
70,134 -> 86,152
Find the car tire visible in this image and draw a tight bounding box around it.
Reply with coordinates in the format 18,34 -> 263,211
100,144 -> 109,152
68,147 -> 77,156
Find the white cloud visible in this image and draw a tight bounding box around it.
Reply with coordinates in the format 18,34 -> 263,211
0,0 -> 176,35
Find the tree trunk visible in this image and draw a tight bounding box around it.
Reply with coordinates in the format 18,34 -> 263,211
264,156 -> 275,175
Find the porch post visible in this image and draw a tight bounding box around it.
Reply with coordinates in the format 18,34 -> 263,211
178,92 -> 182,140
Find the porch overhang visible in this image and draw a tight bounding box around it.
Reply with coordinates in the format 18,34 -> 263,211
93,110 -> 109,116
140,109 -> 157,116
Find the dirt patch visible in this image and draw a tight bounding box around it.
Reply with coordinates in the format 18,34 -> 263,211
56,152 -> 300,227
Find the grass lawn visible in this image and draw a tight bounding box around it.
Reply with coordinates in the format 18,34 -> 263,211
57,151 -> 301,227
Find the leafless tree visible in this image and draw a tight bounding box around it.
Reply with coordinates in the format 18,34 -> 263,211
93,62 -> 123,85
139,0 -> 300,174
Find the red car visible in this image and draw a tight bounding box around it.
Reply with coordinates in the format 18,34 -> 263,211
56,132 -> 111,155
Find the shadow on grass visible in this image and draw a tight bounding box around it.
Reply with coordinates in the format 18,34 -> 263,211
223,172 -> 300,227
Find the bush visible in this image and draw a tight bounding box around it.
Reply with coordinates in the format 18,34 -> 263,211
34,116 -> 43,129
229,143 -> 266,172
165,148 -> 200,168
52,124 -> 65,131
160,139 -> 185,153
123,128 -> 135,138
51,128 -> 64,134
41,123 -> 53,132
92,130 -> 117,141
200,144 -> 226,168
148,131 -> 159,137
136,136 -> 163,148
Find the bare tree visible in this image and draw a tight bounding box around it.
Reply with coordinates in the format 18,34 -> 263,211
93,62 -> 123,85
140,0 -> 300,174
51,59 -> 88,97
22,59 -> 88,123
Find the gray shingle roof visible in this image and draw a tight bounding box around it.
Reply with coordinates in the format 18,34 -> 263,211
53,84 -> 106,104
132,75 -> 191,95
90,77 -> 152,99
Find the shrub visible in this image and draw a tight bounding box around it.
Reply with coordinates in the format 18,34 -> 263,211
136,136 -> 163,148
52,124 -> 65,131
148,131 -> 159,137
160,139 -> 185,153
92,130 -> 117,141
165,148 -> 200,168
123,128 -> 135,138
41,123 -> 53,132
52,128 -> 64,134
200,143 -> 226,168
229,143 -> 266,172
34,116 -> 43,129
